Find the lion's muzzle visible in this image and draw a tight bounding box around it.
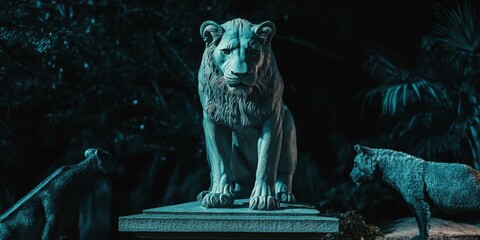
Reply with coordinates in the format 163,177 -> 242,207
350,168 -> 365,186
226,77 -> 255,95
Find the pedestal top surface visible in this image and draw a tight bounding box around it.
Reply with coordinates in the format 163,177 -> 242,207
142,199 -> 319,216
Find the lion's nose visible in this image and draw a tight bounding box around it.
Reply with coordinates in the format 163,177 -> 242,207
231,71 -> 250,78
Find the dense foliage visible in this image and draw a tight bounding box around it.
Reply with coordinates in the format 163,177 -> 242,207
363,1 -> 480,167
0,0 -> 215,238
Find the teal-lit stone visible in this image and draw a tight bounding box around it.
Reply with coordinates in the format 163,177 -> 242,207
119,199 -> 338,239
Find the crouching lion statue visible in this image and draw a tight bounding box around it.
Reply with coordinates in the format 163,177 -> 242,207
197,18 -> 297,210
350,144 -> 480,240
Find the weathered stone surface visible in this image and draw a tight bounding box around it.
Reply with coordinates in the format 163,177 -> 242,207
119,199 -> 338,239
380,217 -> 480,240
198,18 -> 298,211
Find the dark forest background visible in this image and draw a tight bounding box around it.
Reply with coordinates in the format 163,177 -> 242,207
1,0 -> 479,239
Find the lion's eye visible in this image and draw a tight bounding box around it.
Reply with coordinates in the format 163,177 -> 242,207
221,49 -> 231,55
250,49 -> 259,56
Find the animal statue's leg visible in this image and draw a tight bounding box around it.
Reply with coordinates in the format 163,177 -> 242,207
409,200 -> 431,240
42,195 -> 59,240
200,114 -> 235,208
250,112 -> 282,210
276,106 -> 297,203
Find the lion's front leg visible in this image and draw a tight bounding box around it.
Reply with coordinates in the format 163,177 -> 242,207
250,113 -> 282,210
200,114 -> 235,208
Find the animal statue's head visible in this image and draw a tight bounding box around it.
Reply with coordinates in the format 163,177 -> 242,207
350,144 -> 378,186
85,148 -> 124,176
200,18 -> 276,96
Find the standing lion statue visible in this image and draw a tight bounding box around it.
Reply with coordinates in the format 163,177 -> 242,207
351,144 -> 480,240
197,18 -> 297,210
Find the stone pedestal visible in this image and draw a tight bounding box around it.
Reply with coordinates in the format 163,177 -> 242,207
119,199 -> 339,239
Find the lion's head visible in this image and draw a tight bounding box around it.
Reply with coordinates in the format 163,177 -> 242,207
198,18 -> 283,129
350,145 -> 378,186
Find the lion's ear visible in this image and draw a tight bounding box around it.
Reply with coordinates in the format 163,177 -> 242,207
354,144 -> 362,154
200,20 -> 223,45
255,21 -> 276,45
354,144 -> 372,155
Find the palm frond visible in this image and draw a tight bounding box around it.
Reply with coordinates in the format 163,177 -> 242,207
433,0 -> 480,54
419,40 -> 464,84
366,80 -> 441,116
433,0 -> 480,75
364,55 -> 442,116
364,54 -> 405,83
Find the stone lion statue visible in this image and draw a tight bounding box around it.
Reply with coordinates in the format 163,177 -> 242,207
197,18 -> 297,210
351,144 -> 480,240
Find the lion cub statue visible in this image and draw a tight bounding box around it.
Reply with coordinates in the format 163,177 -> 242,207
197,18 -> 297,210
351,144 -> 480,240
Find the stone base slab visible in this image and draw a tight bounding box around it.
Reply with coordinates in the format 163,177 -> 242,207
119,199 -> 338,239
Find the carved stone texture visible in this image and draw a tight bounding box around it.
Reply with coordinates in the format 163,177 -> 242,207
0,148 -> 124,240
197,18 -> 297,211
351,145 -> 480,240
118,199 -> 338,239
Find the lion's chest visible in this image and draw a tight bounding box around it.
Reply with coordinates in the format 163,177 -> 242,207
206,104 -> 266,131
203,93 -> 274,131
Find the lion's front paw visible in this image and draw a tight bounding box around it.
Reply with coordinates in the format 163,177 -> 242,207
249,195 -> 280,210
201,192 -> 234,208
196,190 -> 210,201
200,184 -> 234,208
276,192 -> 296,203
249,180 -> 280,210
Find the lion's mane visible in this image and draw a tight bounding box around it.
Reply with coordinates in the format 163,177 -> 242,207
199,37 -> 283,130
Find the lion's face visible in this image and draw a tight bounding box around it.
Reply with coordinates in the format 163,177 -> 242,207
201,19 -> 275,96
85,148 -> 124,176
350,145 -> 377,186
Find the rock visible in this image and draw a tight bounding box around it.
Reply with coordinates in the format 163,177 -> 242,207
380,217 -> 480,240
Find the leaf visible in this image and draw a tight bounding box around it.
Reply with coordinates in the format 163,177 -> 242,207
433,0 -> 480,56
411,82 -> 422,100
431,1 -> 480,77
